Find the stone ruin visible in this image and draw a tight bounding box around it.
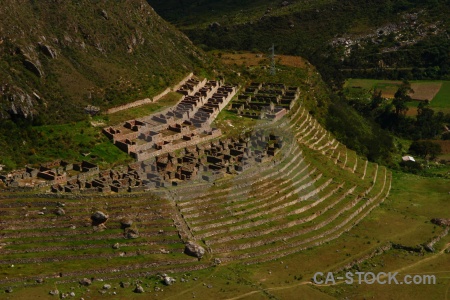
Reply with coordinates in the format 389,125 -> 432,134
103,77 -> 237,161
229,82 -> 300,121
1,78 -> 297,195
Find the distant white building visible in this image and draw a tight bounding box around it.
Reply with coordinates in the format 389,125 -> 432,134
402,155 -> 415,162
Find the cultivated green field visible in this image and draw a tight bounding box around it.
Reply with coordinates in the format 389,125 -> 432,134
345,79 -> 450,114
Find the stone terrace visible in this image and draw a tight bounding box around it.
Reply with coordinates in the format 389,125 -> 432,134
103,77 -> 237,161
229,82 -> 300,121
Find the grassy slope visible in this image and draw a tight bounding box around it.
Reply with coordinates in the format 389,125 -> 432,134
0,0 -> 217,169
0,0 -> 210,123
5,173 -> 449,300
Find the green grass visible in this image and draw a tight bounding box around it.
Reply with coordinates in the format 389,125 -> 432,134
430,80 -> 450,110
28,121 -> 132,168
101,92 -> 183,126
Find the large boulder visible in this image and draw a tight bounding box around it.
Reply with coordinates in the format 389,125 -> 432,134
120,218 -> 133,229
184,241 -> 206,259
133,284 -> 144,293
79,278 -> 92,286
162,274 -> 176,286
54,208 -> 65,216
91,211 -> 108,225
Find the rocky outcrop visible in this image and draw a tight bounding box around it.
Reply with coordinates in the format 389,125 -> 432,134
431,218 -> 450,226
39,44 -> 57,59
1,84 -> 36,119
23,60 -> 43,77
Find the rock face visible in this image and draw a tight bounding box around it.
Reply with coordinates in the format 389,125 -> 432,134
0,0 -> 208,124
1,84 -> 36,119
184,241 -> 206,259
91,211 -> 108,225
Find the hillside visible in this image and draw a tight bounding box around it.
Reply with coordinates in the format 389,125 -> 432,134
148,0 -> 450,86
0,0 -> 209,124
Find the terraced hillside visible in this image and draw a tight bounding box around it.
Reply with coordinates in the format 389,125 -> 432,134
0,95 -> 391,292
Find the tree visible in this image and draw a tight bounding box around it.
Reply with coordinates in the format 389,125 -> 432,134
409,140 -> 442,160
370,90 -> 383,110
392,80 -> 413,116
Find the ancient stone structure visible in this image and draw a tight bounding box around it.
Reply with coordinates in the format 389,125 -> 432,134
229,82 -> 299,121
104,77 -> 237,161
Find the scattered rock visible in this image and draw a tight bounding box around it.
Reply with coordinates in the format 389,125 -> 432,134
213,258 -> 222,265
120,281 -> 130,288
162,274 -> 176,286
49,289 -> 59,296
99,9 -> 109,20
36,278 -> 44,284
93,223 -> 107,232
112,243 -> 120,249
120,218 -> 133,229
79,278 -> 92,286
5,287 -> 13,293
91,211 -> 108,225
184,241 -> 205,259
39,44 -> 57,59
103,284 -> 111,290
124,228 -> 139,239
133,284 -> 144,293
69,292 -> 75,297
54,207 -> 65,216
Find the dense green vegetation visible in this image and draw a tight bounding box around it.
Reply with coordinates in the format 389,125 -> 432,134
149,0 -> 450,87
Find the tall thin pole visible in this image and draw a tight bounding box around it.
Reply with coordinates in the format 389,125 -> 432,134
269,44 -> 276,76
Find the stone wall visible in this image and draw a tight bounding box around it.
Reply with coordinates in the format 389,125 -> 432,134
106,72 -> 193,114
135,129 -> 222,161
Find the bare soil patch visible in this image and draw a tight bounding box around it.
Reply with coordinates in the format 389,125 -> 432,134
410,82 -> 443,101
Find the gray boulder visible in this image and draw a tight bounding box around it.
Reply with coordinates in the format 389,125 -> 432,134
54,207 -> 65,216
120,218 -> 133,229
79,278 -> 92,286
124,228 -> 139,239
91,211 -> 108,225
184,241 -> 206,259
133,284 -> 144,293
